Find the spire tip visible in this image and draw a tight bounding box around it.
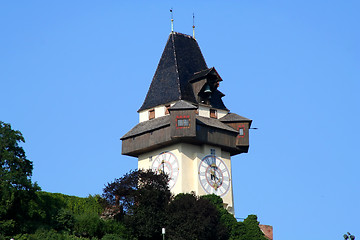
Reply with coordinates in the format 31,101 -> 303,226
170,8 -> 174,32
192,13 -> 196,39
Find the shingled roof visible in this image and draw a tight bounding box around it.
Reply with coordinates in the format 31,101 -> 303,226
196,116 -> 239,133
219,113 -> 252,122
190,67 -> 223,83
169,100 -> 197,110
120,114 -> 240,140
138,32 -> 208,112
121,116 -> 170,139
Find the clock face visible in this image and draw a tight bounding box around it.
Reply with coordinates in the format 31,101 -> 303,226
198,155 -> 231,196
151,151 -> 179,190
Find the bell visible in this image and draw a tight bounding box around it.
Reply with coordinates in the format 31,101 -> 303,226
204,84 -> 212,93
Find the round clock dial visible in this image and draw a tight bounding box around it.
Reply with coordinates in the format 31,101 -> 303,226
198,155 -> 230,196
152,151 -> 179,189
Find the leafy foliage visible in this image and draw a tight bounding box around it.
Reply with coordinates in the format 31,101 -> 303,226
241,215 -> 268,240
103,170 -> 268,240
3,191 -> 129,239
202,194 -> 248,240
102,220 -> 129,239
101,234 -> 126,240
19,191 -> 105,234
54,208 -> 75,232
0,121 -> 40,235
13,228 -> 90,240
74,212 -> 105,238
103,169 -> 171,240
103,169 -> 169,214
34,192 -> 104,217
0,119 -> 126,239
166,193 -> 229,240
0,121 -> 38,191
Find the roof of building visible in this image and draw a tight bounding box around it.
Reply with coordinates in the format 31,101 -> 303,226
209,90 -> 228,110
169,100 -> 197,110
121,116 -> 170,139
219,113 -> 252,122
189,67 -> 223,83
196,116 -> 238,133
138,32 -> 208,112
121,114 -> 240,140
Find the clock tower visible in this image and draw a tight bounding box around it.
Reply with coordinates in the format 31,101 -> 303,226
121,32 -> 252,214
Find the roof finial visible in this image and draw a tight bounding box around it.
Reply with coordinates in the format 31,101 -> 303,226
192,13 -> 196,39
170,8 -> 174,33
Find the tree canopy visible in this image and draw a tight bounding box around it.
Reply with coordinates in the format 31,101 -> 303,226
103,169 -> 171,239
166,193 -> 229,240
0,121 -> 40,235
0,121 -> 37,191
102,170 -> 268,240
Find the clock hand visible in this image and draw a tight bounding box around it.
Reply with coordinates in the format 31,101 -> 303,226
213,169 -> 222,184
210,170 -> 215,180
161,160 -> 165,173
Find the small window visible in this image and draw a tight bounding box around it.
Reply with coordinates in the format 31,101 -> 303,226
177,118 -> 190,127
210,109 -> 217,119
210,149 -> 216,156
237,125 -> 245,138
239,128 -> 244,136
165,105 -> 171,115
149,109 -> 155,120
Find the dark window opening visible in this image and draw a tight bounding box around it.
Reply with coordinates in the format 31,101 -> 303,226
149,109 -> 155,120
210,109 -> 217,118
165,105 -> 170,115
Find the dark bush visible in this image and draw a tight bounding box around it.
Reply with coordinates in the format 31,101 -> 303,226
103,220 -> 128,237
74,212 -> 105,238
54,208 -> 75,232
101,234 -> 125,240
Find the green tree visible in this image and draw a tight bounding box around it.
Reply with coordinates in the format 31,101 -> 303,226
202,195 -> 268,240
103,169 -> 171,240
74,212 -> 105,238
165,193 -> 229,240
26,192 -> 106,235
102,170 -> 268,240
241,215 -> 268,240
202,194 -> 246,240
0,121 -> 40,235
54,208 -> 75,232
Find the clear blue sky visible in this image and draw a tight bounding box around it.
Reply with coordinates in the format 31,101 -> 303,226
1,1 -> 359,239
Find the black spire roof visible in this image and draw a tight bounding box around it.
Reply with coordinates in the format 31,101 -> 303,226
138,32 -> 208,112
